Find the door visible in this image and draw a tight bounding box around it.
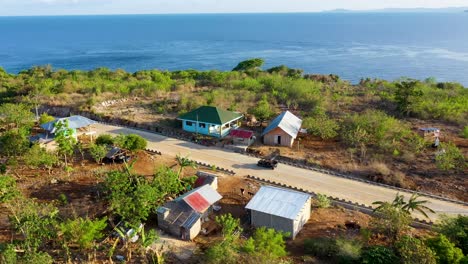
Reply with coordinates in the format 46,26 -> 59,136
275,135 -> 282,145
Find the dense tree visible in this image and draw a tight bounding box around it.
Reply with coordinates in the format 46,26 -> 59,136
232,58 -> 264,71
59,217 -> 107,250
303,115 -> 339,140
0,130 -> 29,157
95,134 -> 114,146
250,94 -> 274,121
426,234 -> 464,264
54,120 -> 77,168
24,144 -> 58,173
371,202 -> 411,240
114,134 -> 147,152
0,103 -> 35,130
361,245 -> 398,264
89,143 -> 108,164
396,235 -> 436,264
38,113 -> 55,125
242,227 -> 288,260
435,215 -> 468,255
394,79 -> 423,116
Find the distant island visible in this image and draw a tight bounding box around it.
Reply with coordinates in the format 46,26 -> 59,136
325,7 -> 468,13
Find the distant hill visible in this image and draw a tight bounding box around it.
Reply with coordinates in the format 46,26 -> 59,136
325,7 -> 468,13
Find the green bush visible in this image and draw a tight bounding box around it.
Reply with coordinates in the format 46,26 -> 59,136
426,234 -> 464,264
341,110 -> 415,157
335,238 -> 362,263
314,193 -> 331,208
462,126 -> 468,139
95,134 -> 114,146
24,145 -> 58,171
38,113 -> 55,125
435,215 -> 468,255
361,245 -> 398,264
0,130 -> 29,157
89,143 -> 108,163
304,237 -> 338,258
242,227 -> 288,260
303,116 -> 339,140
59,217 -> 107,249
396,235 -> 436,264
114,134 -> 147,151
435,142 -> 466,172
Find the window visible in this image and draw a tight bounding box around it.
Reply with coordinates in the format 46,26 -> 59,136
186,121 -> 193,126
199,123 -> 206,128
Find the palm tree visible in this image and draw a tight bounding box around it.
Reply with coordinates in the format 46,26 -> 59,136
373,193 -> 435,219
175,154 -> 197,179
373,193 -> 405,211
402,194 -> 435,219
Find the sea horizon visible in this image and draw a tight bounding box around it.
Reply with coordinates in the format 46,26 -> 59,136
1,12 -> 468,85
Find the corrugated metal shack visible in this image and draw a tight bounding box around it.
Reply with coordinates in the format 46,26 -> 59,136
262,111 -> 302,147
245,186 -> 311,239
157,185 -> 222,240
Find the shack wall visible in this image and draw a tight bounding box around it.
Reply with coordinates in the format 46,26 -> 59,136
263,127 -> 294,147
250,210 -> 294,237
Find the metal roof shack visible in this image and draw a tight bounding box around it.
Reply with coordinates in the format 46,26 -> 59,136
229,129 -> 254,139
157,184 -> 222,240
177,185 -> 222,213
262,111 -> 302,139
195,171 -> 218,190
246,186 -> 311,220
41,115 -> 96,133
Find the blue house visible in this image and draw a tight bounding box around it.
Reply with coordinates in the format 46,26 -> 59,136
178,106 -> 243,138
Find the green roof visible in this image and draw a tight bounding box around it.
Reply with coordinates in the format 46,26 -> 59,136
178,106 -> 243,125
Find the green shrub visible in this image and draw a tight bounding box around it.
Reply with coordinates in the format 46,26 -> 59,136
335,238 -> 362,263
114,134 -> 147,151
303,116 -> 339,140
314,193 -> 331,208
95,134 -> 114,146
0,130 -> 29,157
59,217 -> 107,250
436,142 -> 466,172
304,237 -> 338,258
89,143 -> 108,163
24,145 -> 58,171
426,234 -> 464,264
396,235 -> 436,264
21,251 -> 53,264
0,244 -> 17,264
462,126 -> 468,139
435,215 -> 468,255
361,246 -> 398,264
242,227 -> 288,260
38,113 -> 55,125
341,110 -> 415,156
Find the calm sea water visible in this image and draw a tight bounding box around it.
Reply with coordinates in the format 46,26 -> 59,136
1,13 -> 468,85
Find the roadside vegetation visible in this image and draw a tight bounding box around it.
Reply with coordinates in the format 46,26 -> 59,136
1,60 -> 466,200
0,60 -> 467,262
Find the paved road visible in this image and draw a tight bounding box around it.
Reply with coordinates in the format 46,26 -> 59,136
93,123 -> 468,221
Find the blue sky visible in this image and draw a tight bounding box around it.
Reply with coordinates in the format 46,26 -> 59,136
1,0 -> 468,16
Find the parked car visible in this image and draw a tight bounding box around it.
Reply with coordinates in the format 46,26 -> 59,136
257,158 -> 278,169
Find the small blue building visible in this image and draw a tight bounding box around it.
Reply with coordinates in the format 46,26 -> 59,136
177,106 -> 243,138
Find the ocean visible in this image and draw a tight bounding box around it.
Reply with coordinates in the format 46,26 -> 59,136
1,13 -> 468,85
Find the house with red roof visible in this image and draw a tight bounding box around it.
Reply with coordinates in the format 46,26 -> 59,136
156,184 -> 222,240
